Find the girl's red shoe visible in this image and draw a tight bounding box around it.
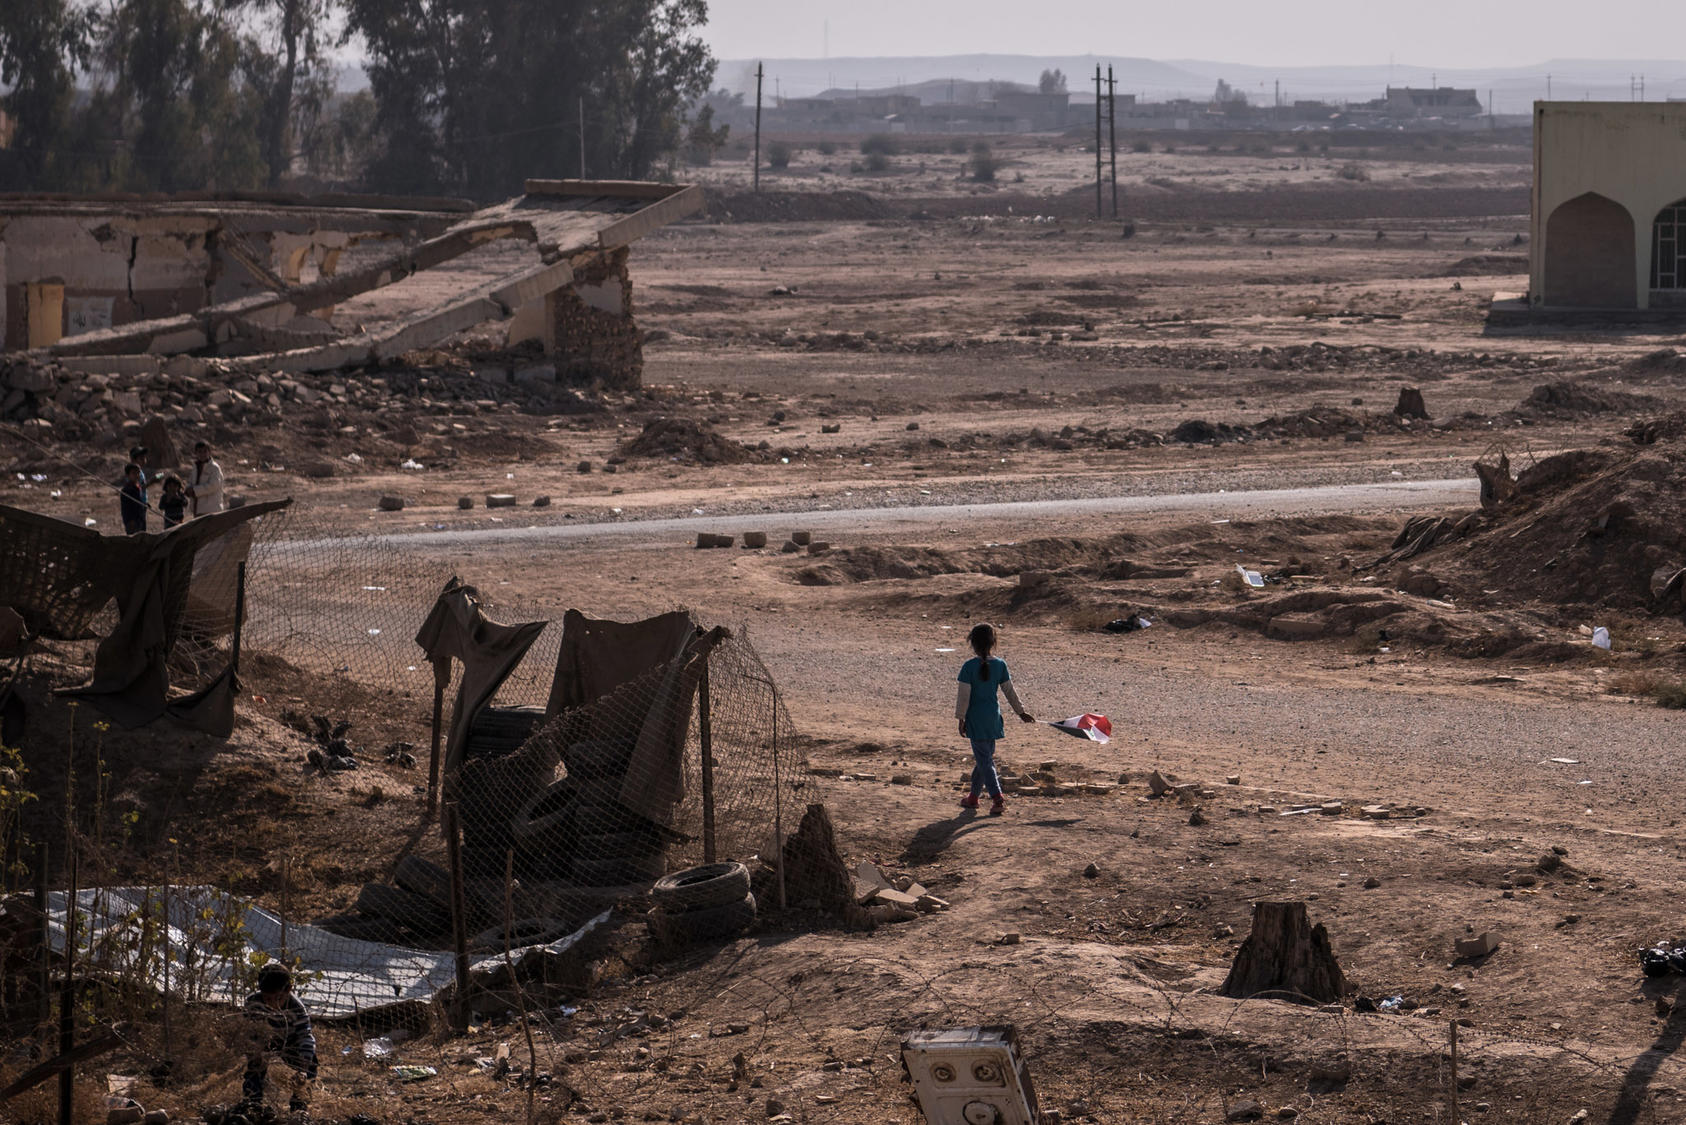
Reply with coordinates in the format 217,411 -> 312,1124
989,796 -> 1006,816
960,794 -> 980,810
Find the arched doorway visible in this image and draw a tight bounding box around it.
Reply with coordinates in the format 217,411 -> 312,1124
1651,197 -> 1686,302
1544,192 -> 1636,308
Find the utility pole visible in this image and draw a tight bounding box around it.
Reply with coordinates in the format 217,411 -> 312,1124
1107,65 -> 1118,219
753,62 -> 764,193
1546,73 -> 1552,100
1094,65 -> 1102,219
578,98 -> 585,178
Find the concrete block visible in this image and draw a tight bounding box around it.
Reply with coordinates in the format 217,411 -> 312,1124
457,496 -> 474,509
807,541 -> 830,555
145,328 -> 210,354
491,260 -> 574,312
373,296 -> 504,359
741,531 -> 768,548
5,365 -> 54,393
57,355 -> 160,377
791,530 -> 813,545
378,495 -> 405,511
485,493 -> 517,508
1269,613 -> 1326,639
872,888 -> 921,909
780,540 -> 800,553
1455,932 -> 1498,959
1320,801 -> 1344,815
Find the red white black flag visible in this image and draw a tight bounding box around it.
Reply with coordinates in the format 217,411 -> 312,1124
1046,713 -> 1112,743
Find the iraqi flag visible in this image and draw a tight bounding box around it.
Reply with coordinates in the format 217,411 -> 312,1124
1047,713 -> 1112,744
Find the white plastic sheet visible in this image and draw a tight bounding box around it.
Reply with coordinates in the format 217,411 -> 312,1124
43,885 -> 606,1019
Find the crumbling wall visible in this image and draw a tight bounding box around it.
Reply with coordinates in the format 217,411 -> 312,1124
550,246 -> 642,389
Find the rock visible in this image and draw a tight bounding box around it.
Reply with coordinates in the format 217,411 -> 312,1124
696,532 -> 733,548
1394,387 -> 1430,419
997,932 -> 1021,945
1188,808 -> 1209,826
1552,844 -> 1569,856
378,495 -> 405,511
1320,801 -> 1343,816
1456,932 -> 1499,959
1227,1100 -> 1263,1122
780,540 -> 801,553
1344,430 -> 1365,443
107,1100 -> 145,1125
764,1097 -> 786,1117
142,1113 -> 168,1125
1361,805 -> 1391,819
1362,876 -> 1381,889
807,541 -> 830,555
532,495 -> 551,507
513,364 -> 557,387
905,421 -> 920,431
1537,852 -> 1564,874
486,493 -> 517,508
457,496 -> 474,509
872,888 -> 920,909
742,531 -> 769,548
820,423 -> 841,434
791,530 -> 813,545
1083,863 -> 1099,878
1147,770 -> 1172,796
1569,1111 -> 1588,1124
577,460 -> 593,473
915,894 -> 949,912
1225,774 -> 1241,785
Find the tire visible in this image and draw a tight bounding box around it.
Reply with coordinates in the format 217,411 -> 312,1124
393,855 -> 451,908
573,852 -> 666,886
563,739 -> 634,780
356,882 -> 450,932
471,917 -> 575,950
651,893 -> 756,945
651,862 -> 752,914
512,778 -> 579,841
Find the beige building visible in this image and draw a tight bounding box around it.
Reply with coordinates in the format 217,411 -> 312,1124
1531,101 -> 1686,311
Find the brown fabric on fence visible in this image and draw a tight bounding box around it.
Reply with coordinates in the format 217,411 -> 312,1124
56,499 -> 291,732
545,609 -> 697,715
619,626 -> 726,824
414,578 -> 547,778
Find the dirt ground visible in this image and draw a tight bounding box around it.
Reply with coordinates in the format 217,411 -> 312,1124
11,135 -> 1686,1125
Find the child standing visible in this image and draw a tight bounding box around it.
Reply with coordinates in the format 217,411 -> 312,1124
159,475 -> 188,528
241,964 -> 318,1112
118,463 -> 147,535
955,623 -> 1034,815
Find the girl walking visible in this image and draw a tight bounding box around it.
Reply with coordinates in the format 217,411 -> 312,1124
955,623 -> 1034,815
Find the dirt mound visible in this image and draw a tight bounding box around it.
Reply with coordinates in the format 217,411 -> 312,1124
1442,254 -> 1528,277
1518,381 -> 1664,417
1254,406 -> 1365,439
701,189 -> 895,223
1384,439 -> 1686,612
616,417 -> 760,464
1627,411 -> 1686,445
1169,419 -> 1250,445
1623,348 -> 1686,375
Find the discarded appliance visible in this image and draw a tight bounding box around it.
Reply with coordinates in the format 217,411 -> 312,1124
901,1026 -> 1040,1125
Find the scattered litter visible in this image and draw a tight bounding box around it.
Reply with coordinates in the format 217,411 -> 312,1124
350,1037 -> 395,1058
50,489 -> 61,498
1104,614 -> 1151,633
344,453 -> 363,463
1542,758 -> 1580,765
390,1065 -> 436,1082
1643,944 -> 1686,977
361,586 -> 386,592
1235,565 -> 1265,588
1378,995 -> 1405,1011
84,518 -> 97,526
1591,626 -> 1612,650
935,646 -> 956,653
401,459 -> 424,470
367,628 -> 381,636
1211,518 -> 1230,524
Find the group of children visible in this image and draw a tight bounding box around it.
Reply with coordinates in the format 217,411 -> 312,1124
118,439 -> 224,535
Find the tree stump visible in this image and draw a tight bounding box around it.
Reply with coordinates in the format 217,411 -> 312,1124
1220,901 -> 1345,1004
777,803 -> 857,921
1393,387 -> 1430,420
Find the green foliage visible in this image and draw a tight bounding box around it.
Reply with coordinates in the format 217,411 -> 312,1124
0,0 -> 96,188
948,137 -> 969,155
860,133 -> 897,156
765,140 -> 791,169
684,102 -> 729,166
969,140 -> 996,182
1038,68 -> 1066,95
1656,682 -> 1686,709
816,139 -> 836,156
862,151 -> 890,173
347,0 -> 716,198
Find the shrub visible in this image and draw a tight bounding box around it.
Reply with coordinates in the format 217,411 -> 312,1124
861,133 -> 898,156
817,140 -> 837,155
1338,162 -> 1369,182
970,141 -> 997,182
949,137 -> 970,155
1657,682 -> 1686,709
863,151 -> 890,173
1130,139 -> 1151,153
766,141 -> 792,169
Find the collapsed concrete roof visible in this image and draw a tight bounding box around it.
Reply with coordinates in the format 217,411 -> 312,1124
4,180 -> 701,375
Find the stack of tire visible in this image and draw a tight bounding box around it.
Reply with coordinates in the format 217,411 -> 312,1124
510,740 -> 667,887
647,862 -> 756,948
319,855 -> 454,944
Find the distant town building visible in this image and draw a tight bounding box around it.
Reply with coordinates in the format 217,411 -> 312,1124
1385,87 -> 1485,117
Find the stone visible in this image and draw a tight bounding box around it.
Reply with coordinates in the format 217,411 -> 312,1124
997,932 -> 1021,945
905,421 -> 920,431
1320,801 -> 1343,815
457,496 -> 474,509
872,888 -> 920,909
807,541 -> 830,554
577,460 -> 593,473
764,1097 -> 786,1117
486,494 -> 517,508
821,423 -> 841,434
141,1113 -> 167,1125
513,364 -> 557,387
1361,805 -> 1391,819
790,530 -> 813,545
1083,862 -> 1099,878
1362,876 -> 1381,889
916,894 -> 949,912
1189,808 -> 1208,826
532,495 -> 551,507
1226,1101 -> 1263,1122
1456,932 -> 1499,959
1226,774 -> 1241,785
742,531 -> 769,548
378,495 -> 405,511
780,540 -> 801,553
1147,770 -> 1172,796
6,365 -> 55,393
107,1100 -> 145,1125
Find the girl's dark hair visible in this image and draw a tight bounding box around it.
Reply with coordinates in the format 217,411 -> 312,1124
967,623 -> 996,683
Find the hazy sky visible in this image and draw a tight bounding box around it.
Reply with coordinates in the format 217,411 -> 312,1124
703,0 -> 1681,69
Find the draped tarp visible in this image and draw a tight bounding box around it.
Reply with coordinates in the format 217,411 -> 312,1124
43,499 -> 291,734
414,578 -> 546,778
544,609 -> 697,714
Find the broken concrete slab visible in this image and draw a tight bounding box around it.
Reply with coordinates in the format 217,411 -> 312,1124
1455,932 -> 1499,959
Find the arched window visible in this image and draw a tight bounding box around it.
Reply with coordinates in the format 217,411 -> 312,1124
1651,199 -> 1686,289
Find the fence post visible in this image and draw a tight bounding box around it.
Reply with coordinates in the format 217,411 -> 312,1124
699,660 -> 716,864
428,661 -> 449,818
279,855 -> 290,964
230,561 -> 247,682
59,850 -> 77,1125
444,803 -> 470,1033
34,842 -> 49,1040
771,683 -> 786,911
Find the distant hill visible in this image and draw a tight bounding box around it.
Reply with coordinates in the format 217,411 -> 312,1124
721,54 -> 1686,114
